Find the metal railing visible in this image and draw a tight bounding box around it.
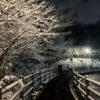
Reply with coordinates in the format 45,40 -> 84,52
0,67 -> 58,100
73,72 -> 100,100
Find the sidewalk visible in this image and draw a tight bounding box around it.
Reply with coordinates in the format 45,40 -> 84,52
37,69 -> 75,100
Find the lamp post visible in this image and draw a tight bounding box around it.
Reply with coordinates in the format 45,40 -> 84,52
84,48 -> 100,67
85,48 -> 91,59
85,48 -> 100,57
84,47 -> 91,66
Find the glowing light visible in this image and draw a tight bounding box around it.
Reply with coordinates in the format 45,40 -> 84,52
85,48 -> 91,53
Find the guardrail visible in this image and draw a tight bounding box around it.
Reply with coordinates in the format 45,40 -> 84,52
0,67 -> 58,100
73,72 -> 100,100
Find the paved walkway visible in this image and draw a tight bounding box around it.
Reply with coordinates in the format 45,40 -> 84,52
37,69 -> 75,100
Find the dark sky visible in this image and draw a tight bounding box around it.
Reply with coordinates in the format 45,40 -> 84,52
49,0 -> 100,49
71,24 -> 100,48
49,0 -> 100,24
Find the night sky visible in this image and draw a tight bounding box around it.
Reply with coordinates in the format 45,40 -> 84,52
49,0 -> 100,49
71,23 -> 100,48
49,0 -> 100,24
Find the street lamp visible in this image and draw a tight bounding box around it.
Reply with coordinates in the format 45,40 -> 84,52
84,47 -> 91,66
85,47 -> 91,58
84,47 -> 100,66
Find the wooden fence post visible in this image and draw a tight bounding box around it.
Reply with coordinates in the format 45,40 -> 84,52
85,75 -> 89,100
56,68 -> 58,76
39,70 -> 42,86
0,86 -> 2,100
44,70 -> 46,81
73,74 -> 77,86
52,68 -> 55,78
58,65 -> 63,76
50,68 -> 52,79
20,75 -> 24,100
52,69 -> 54,79
51,69 -> 52,79
48,69 -> 51,80
32,72 -> 34,90
53,68 -> 55,78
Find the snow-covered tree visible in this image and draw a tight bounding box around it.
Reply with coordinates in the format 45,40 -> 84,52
0,0 -> 74,77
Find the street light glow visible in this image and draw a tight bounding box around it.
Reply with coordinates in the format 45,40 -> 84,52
85,48 -> 91,53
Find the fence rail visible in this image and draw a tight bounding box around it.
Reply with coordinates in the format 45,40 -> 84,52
0,67 -> 58,100
73,71 -> 100,100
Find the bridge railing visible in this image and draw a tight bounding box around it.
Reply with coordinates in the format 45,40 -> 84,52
0,67 -> 58,100
73,72 -> 100,100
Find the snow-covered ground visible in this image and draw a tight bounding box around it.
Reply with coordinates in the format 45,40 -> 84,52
57,58 -> 100,68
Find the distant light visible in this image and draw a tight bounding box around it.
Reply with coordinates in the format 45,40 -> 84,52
85,47 -> 91,53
